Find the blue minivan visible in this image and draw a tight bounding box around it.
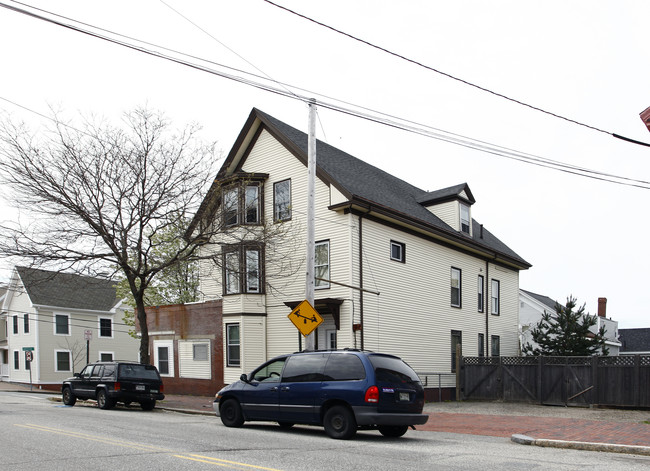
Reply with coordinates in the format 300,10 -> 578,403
213,349 -> 428,439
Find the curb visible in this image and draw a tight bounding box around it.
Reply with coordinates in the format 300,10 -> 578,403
511,434 -> 650,457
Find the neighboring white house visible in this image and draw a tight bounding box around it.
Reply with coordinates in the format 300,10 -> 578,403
187,108 -> 531,386
0,266 -> 138,389
519,289 -> 621,355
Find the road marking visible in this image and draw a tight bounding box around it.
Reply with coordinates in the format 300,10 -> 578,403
15,424 -> 284,470
176,454 -> 284,470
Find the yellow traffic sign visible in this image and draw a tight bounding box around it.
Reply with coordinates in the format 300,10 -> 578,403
288,300 -> 323,336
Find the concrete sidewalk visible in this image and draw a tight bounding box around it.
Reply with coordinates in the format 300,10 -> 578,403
3,381 -> 650,456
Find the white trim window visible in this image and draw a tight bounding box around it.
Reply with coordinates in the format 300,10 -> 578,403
478,275 -> 484,312
54,313 -> 70,336
55,350 -> 72,372
390,240 -> 405,263
226,324 -> 240,367
99,317 -> 113,338
315,240 -> 330,289
273,179 -> 291,221
491,335 -> 501,357
99,352 -> 114,362
451,267 -> 461,308
154,340 -> 174,377
13,315 -> 18,334
23,314 -> 29,334
491,279 -> 500,315
460,203 -> 470,234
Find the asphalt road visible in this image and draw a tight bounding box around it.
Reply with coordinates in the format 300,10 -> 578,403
2,390 -> 650,471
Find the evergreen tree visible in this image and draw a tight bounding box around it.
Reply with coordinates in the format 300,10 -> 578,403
522,296 -> 609,356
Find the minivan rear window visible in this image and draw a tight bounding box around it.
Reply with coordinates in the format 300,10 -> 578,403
323,354 -> 366,381
369,355 -> 420,383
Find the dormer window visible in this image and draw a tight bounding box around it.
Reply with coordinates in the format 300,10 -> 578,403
460,203 -> 470,235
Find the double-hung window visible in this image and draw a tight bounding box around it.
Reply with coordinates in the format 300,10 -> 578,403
315,241 -> 330,289
244,185 -> 260,224
491,279 -> 500,315
99,318 -> 112,338
274,179 -> 291,221
478,333 -> 485,357
55,314 -> 70,335
491,335 -> 501,357
451,267 -> 461,308
478,275 -> 484,312
55,351 -> 71,372
24,314 -> 29,334
226,324 -> 240,367
223,246 -> 263,295
390,240 -> 405,263
223,187 -> 239,226
223,183 -> 261,227
460,203 -> 470,234
13,315 -> 18,334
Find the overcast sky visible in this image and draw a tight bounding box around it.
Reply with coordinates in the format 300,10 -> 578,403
1,0 -> 649,328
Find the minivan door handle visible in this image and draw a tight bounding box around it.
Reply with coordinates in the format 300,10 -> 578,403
280,387 -> 290,392
270,387 -> 278,391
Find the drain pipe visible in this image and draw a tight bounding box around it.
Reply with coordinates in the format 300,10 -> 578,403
358,208 -> 370,350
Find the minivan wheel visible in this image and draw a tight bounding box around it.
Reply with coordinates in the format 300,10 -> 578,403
220,399 -> 244,427
97,389 -> 115,410
140,400 -> 156,411
323,405 -> 357,440
378,425 -> 408,438
62,387 -> 76,406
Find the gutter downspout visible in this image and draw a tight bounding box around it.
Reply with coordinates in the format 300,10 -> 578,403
358,208 -> 371,351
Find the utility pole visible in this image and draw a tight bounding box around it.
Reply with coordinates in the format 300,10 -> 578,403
305,99 -> 317,351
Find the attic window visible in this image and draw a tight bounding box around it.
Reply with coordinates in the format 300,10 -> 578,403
460,203 -> 470,234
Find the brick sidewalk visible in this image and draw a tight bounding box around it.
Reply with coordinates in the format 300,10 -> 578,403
417,412 -> 650,447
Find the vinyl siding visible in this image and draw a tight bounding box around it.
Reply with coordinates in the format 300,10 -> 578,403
179,339 -> 212,379
426,200 -> 458,231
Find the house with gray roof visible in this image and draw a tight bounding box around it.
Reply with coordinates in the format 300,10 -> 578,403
519,289 -> 621,355
188,108 -> 531,392
0,266 -> 137,388
619,328 -> 650,354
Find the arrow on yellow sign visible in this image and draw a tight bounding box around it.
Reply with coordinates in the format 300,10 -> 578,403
287,299 -> 323,336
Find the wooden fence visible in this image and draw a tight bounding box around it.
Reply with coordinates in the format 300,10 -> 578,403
460,355 -> 650,407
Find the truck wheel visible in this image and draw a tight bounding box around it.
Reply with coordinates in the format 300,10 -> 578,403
97,389 -> 115,410
140,400 -> 156,411
323,405 -> 357,439
62,387 -> 76,406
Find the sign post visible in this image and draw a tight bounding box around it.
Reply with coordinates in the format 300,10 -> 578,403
23,347 -> 34,390
84,329 -> 92,365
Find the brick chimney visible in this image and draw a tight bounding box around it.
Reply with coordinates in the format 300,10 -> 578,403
597,297 -> 607,317
641,106 -> 650,133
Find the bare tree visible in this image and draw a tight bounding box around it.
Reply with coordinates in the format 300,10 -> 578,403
0,107 -> 220,364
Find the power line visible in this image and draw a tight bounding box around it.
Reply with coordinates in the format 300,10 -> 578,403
261,0 -> 650,149
1,1 -> 648,189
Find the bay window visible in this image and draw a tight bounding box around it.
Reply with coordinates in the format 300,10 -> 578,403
223,245 -> 263,295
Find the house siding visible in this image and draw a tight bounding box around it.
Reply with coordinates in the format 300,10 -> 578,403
194,111 -> 528,388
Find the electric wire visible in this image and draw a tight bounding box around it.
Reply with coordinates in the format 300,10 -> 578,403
261,0 -> 650,148
0,1 -> 648,189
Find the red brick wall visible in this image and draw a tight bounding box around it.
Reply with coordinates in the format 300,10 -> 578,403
143,300 -> 225,396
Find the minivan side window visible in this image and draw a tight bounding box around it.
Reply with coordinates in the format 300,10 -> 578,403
251,358 -> 287,383
323,354 -> 366,381
281,354 -> 328,382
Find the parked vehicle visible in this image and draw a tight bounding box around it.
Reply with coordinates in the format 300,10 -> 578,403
213,349 -> 428,439
61,361 -> 164,411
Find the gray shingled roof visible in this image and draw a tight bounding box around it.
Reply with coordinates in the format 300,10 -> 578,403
521,289 -> 561,311
619,328 -> 650,353
254,109 -> 530,268
16,266 -> 120,312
